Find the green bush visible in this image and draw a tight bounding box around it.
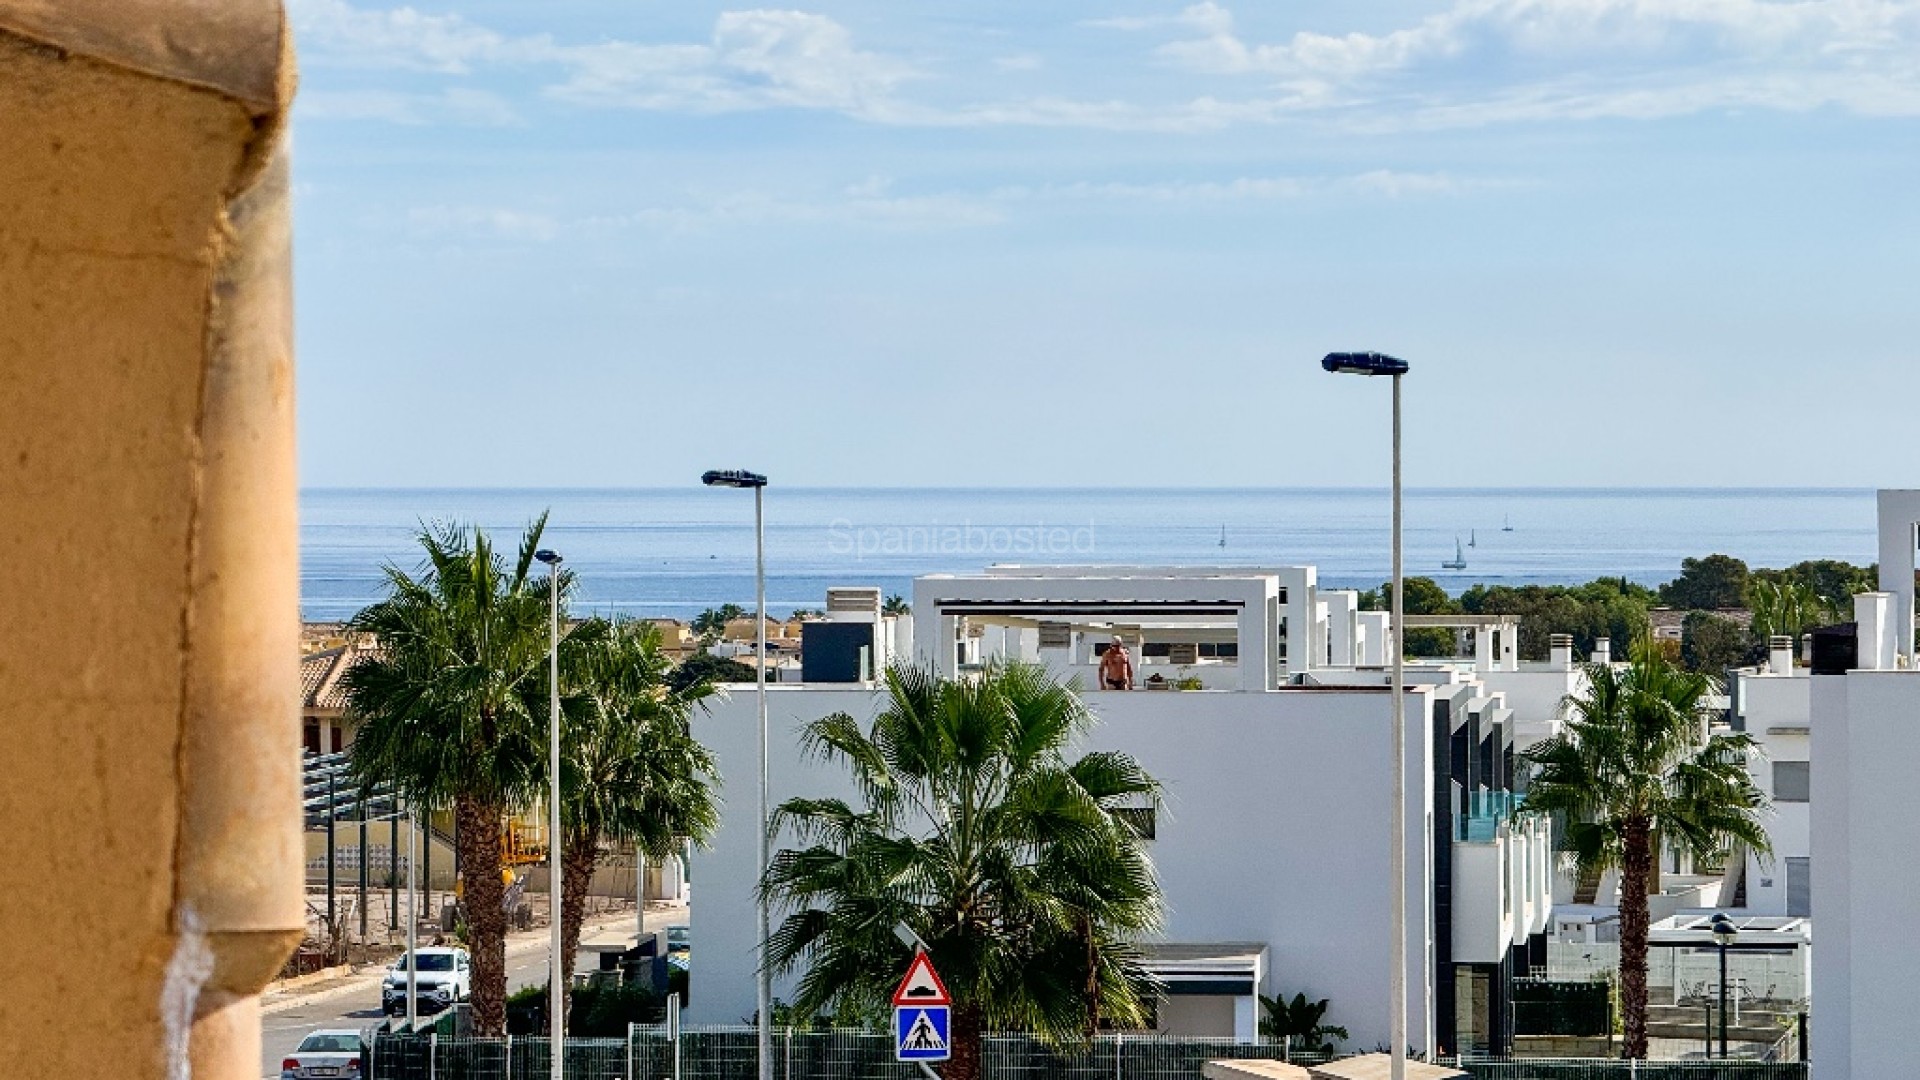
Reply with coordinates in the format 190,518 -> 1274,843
506,979 -> 665,1036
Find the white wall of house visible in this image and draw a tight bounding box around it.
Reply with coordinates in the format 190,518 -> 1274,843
1874,490 -> 1920,659
1450,814 -> 1552,967
1324,590 -> 1358,668
1475,666 -> 1583,752
1736,668 -> 1811,916
1812,666 -> 1920,1080
687,684 -> 1437,1054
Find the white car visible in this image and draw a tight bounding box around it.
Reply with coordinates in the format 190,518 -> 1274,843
280,1028 -> 363,1079
382,946 -> 471,1016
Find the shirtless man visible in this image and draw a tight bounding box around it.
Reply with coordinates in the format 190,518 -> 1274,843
1099,636 -> 1134,690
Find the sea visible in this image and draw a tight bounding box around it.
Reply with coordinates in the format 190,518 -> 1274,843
300,488 -> 1880,623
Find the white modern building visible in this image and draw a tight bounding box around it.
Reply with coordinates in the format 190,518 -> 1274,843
687,565 -> 1561,1056
1726,636 -> 1813,918
1809,489 -> 1920,1080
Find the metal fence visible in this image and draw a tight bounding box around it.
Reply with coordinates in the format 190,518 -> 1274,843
1512,979 -> 1611,1038
366,1028 -> 1810,1080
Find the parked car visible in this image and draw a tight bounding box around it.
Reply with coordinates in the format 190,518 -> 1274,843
664,925 -> 690,954
381,946 -> 471,1016
280,1028 -> 364,1079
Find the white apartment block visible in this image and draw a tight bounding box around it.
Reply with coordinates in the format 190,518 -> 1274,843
687,565 -> 1569,1056
1727,637 -> 1813,919
1810,489 -> 1920,1080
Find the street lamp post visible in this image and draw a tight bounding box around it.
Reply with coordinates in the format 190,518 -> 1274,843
702,469 -> 772,1080
406,796 -> 418,1031
1321,351 -> 1410,1080
534,547 -> 565,1080
1712,912 -> 1738,1059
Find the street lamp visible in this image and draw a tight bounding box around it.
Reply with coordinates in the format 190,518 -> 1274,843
701,468 -> 771,1080
1712,912 -> 1738,1059
534,547 -> 565,1080
406,795 -> 418,1032
1321,351 -> 1410,1080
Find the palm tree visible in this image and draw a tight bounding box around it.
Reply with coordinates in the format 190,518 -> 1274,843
764,663 -> 1163,1080
552,617 -> 722,1028
1521,639 -> 1770,1058
692,603 -> 746,644
1747,577 -> 1828,644
343,515 -> 558,1035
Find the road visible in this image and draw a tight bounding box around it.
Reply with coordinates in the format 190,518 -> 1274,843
261,905 -> 683,1079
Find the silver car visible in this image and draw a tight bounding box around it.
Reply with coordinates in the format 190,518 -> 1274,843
279,1028 -> 363,1079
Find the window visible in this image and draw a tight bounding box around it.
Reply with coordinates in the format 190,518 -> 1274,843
1786,857 -> 1811,917
1773,761 -> 1810,803
1142,642 -> 1172,658
398,952 -> 456,972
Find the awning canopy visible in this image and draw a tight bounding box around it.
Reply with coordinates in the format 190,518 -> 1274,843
1139,942 -> 1266,997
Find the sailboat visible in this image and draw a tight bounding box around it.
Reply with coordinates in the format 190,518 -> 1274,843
1218,525 -> 1227,548
1468,529 -> 1477,548
1442,536 -> 1468,570
1502,514 -> 1514,533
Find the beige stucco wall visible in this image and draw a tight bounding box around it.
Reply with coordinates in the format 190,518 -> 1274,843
0,3 -> 299,1077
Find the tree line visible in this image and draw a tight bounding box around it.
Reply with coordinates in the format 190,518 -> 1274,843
1362,554 -> 1876,672
343,515 -> 722,1035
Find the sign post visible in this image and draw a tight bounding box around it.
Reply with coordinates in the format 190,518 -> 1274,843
893,950 -> 952,1064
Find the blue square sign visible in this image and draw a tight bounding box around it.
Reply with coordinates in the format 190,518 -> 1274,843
895,1004 -> 951,1062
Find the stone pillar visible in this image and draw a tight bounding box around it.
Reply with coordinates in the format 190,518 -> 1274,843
0,4 -> 300,1078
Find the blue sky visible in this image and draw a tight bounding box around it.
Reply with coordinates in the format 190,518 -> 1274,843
290,0 -> 1920,489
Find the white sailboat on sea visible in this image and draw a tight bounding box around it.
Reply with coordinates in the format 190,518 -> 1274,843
1219,525 -> 1226,548
1469,529 -> 1477,548
1502,514 -> 1514,532
1443,536 -> 1468,570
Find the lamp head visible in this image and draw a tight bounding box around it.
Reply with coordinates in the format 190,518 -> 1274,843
702,469 -> 769,489
1322,351 -> 1410,376
1710,912 -> 1737,945
534,549 -> 563,566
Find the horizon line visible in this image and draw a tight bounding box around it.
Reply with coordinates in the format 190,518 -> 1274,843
299,484 -> 1881,496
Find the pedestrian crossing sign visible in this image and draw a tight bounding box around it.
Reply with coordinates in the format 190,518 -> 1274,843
895,1004 -> 951,1062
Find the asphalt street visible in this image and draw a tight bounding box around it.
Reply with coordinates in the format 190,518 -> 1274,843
261,905 -> 681,1079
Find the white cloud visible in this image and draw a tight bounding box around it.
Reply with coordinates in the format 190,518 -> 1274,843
1152,0 -> 1920,77
993,170 -> 1498,202
299,86 -> 521,125
290,0 -> 1920,133
1084,4 -> 1236,34
393,168 -> 1494,245
550,11 -> 912,113
408,205 -> 559,241
288,0 -> 545,73
292,1 -> 912,117
1126,0 -> 1920,123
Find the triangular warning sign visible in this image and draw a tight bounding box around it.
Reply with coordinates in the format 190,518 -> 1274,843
892,950 -> 952,1005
